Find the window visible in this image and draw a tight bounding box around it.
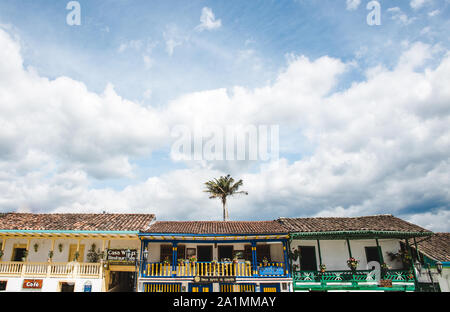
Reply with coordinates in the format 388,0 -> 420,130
218,246 -> 233,261
68,244 -> 85,262
12,247 -> 27,262
243,245 -> 272,262
299,246 -> 317,271
177,245 -> 186,261
0,281 -> 7,291
197,246 -> 213,262
365,246 -> 381,264
60,282 -> 75,292
256,245 -> 271,263
244,245 -> 252,261
160,245 -> 172,263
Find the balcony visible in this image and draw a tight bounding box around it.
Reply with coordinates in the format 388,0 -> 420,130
142,261 -> 287,278
293,269 -> 415,291
0,261 -> 102,279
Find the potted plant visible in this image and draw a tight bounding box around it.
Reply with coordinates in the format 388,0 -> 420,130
74,251 -> 80,262
262,257 -> 269,266
58,243 -> 63,253
48,250 -> 54,262
381,263 -> 390,277
233,256 -> 239,264
87,244 -> 101,263
189,256 -> 197,263
347,257 -> 359,272
163,256 -> 170,265
320,264 -> 327,273
33,243 -> 39,252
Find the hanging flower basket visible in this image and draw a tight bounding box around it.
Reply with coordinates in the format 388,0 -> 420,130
319,264 -> 327,273
189,256 -> 197,263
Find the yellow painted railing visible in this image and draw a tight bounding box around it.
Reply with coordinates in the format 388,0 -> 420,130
0,261 -> 102,278
146,263 -> 172,277
145,262 -> 253,277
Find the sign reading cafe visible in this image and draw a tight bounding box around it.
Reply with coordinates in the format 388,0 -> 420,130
106,249 -> 137,265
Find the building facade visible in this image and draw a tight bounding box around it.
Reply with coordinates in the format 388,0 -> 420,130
0,213 -> 154,292
1,212 -> 447,293
137,221 -> 292,292
413,233 -> 450,292
279,215 -> 433,292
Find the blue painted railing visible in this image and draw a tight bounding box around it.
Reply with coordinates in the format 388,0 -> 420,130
141,261 -> 288,278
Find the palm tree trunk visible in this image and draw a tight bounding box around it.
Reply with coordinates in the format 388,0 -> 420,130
222,198 -> 228,221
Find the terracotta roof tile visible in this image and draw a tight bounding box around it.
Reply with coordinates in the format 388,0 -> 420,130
0,213 -> 155,232
144,221 -> 288,235
415,233 -> 450,262
277,215 -> 431,233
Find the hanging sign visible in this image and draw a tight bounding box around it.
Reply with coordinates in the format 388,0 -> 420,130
258,266 -> 284,276
379,279 -> 393,288
23,279 -> 43,289
107,249 -> 137,265
194,276 -> 236,283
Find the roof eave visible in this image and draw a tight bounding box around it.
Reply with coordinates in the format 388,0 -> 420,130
290,230 -> 433,240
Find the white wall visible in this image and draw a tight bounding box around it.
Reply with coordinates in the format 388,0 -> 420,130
291,238 -> 404,271
1,238 -> 140,263
0,277 -> 103,292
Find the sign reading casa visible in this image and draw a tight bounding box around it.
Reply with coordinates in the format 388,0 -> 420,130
107,249 -> 137,264
23,279 -> 43,289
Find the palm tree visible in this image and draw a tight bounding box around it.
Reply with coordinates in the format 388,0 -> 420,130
204,175 -> 248,221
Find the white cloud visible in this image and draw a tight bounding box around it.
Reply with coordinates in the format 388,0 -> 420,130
387,7 -> 416,25
117,39 -> 143,53
0,28 -> 169,180
195,7 -> 222,32
0,27 -> 449,231
410,0 -> 431,10
428,10 -> 440,17
346,0 -> 361,11
163,25 -> 187,56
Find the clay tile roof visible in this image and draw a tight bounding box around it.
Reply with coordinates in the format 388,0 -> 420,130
0,213 -> 155,232
415,233 -> 450,262
144,221 -> 288,235
277,215 -> 431,234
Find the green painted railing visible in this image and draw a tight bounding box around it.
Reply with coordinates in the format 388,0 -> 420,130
293,269 -> 414,284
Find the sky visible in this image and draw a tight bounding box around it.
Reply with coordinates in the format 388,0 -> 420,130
0,0 -> 449,231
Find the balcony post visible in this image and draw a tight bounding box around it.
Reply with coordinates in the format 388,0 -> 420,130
375,239 -> 384,264
346,239 -> 353,259
317,239 -> 323,266
405,239 -> 418,288
1,238 -> 6,259
172,242 -> 178,277
413,238 -> 421,263
140,240 -> 148,277
282,240 -> 289,276
251,241 -> 257,277
25,238 -> 30,261
47,240 -> 54,278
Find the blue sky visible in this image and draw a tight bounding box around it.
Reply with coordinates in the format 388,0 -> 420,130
0,0 -> 449,231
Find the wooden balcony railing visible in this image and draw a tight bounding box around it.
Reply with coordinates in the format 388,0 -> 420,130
143,261 -> 286,278
0,262 -> 102,279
